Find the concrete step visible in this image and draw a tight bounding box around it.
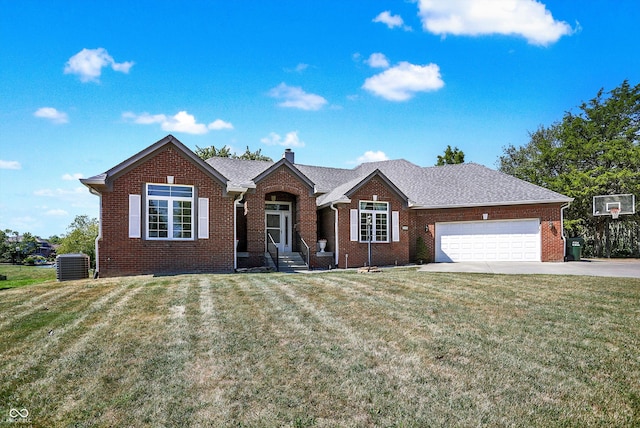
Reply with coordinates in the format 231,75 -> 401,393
266,252 -> 308,272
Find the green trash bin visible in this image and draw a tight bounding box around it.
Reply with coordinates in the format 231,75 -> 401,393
566,237 -> 585,261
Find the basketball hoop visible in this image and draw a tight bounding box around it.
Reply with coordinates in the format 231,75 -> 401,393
610,207 -> 620,219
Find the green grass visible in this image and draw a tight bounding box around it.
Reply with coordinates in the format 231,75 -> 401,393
0,264 -> 57,290
1,269 -> 639,427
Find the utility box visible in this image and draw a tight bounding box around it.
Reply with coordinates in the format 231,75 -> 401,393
56,253 -> 90,281
566,238 -> 585,261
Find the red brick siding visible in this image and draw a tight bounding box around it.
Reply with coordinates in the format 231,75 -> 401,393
98,145 -> 233,277
337,177 -> 410,268
242,165 -> 319,268
410,203 -> 566,262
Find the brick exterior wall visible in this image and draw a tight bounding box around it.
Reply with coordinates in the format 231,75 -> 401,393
98,144 -> 234,277
96,143 -> 566,276
410,203 -> 566,263
241,165 -> 320,268
336,176 -> 410,268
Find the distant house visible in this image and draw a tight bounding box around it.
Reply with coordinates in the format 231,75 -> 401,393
81,135 -> 572,277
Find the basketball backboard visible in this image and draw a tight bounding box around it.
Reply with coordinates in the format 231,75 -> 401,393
593,194 -> 636,217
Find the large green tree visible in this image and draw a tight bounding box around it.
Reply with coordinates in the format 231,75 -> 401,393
498,80 -> 640,257
57,215 -> 99,266
436,145 -> 465,166
195,145 -> 272,161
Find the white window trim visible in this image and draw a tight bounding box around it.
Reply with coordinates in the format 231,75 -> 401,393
359,200 -> 390,243
145,183 -> 195,241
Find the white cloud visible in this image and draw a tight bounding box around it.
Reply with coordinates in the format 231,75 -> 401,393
123,111 -> 233,135
363,61 -> 444,101
416,0 -> 574,46
366,53 -> 390,69
260,131 -> 305,148
208,119 -> 234,130
285,63 -> 310,73
34,107 -> 69,124
357,150 -> 389,163
62,173 -> 84,181
268,83 -> 328,111
64,48 -> 134,82
34,187 -> 88,198
0,160 -> 21,170
373,11 -> 412,31
45,209 -> 68,216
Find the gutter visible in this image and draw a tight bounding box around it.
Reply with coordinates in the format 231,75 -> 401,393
233,189 -> 247,270
561,202 -> 571,261
330,203 -> 339,267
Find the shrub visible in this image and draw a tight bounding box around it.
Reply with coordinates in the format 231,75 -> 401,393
416,236 -> 429,264
23,255 -> 47,266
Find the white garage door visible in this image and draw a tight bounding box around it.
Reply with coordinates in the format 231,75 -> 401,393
436,219 -> 541,262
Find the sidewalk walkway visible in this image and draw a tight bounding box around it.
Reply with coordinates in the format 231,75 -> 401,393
418,259 -> 640,278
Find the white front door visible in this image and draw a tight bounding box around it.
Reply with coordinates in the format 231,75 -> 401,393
265,203 -> 292,252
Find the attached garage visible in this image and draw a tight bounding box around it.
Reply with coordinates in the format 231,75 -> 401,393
435,219 -> 541,262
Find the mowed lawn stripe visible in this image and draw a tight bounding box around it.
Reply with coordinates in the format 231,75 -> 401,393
1,279 -> 134,394
0,284 -> 86,330
1,270 -> 638,427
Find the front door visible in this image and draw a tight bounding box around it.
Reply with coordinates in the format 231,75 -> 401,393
265,202 -> 292,252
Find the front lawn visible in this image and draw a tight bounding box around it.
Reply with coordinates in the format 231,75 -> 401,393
1,269 -> 638,426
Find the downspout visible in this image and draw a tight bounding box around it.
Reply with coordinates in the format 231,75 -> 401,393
560,202 -> 571,261
330,203 -> 339,267
233,191 -> 247,271
93,191 -> 102,278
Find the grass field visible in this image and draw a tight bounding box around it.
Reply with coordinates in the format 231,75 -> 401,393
0,264 -> 57,290
1,268 -> 639,427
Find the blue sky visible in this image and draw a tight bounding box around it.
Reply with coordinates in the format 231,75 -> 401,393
1,0 -> 639,238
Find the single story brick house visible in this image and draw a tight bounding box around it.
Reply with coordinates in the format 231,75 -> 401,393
81,135 -> 572,277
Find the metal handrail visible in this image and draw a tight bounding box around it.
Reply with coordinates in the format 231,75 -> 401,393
267,233 -> 279,271
299,235 -> 310,270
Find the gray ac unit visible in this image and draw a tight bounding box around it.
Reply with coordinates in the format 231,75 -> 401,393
56,253 -> 90,281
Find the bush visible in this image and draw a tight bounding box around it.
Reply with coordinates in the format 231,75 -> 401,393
23,255 -> 47,266
416,236 -> 429,264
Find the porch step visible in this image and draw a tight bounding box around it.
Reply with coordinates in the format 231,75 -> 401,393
265,252 -> 308,273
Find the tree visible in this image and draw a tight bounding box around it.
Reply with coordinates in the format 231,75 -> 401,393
195,145 -> 272,162
497,80 -> 640,257
194,145 -> 232,159
436,145 -> 465,165
58,215 -> 99,267
236,146 -> 272,161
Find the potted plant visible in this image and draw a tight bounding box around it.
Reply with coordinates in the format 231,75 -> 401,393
318,239 -> 327,253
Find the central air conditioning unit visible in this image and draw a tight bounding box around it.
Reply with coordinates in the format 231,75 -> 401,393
56,253 -> 90,281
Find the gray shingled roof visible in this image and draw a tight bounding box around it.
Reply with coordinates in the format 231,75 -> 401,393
82,135 -> 570,208
203,156 -> 570,208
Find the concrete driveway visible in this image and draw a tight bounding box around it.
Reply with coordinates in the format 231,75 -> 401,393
418,259 -> 640,278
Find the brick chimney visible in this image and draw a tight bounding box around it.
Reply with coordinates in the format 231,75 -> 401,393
283,148 -> 294,164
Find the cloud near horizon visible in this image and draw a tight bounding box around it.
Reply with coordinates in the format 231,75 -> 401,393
64,48 -> 134,82
363,61 -> 444,101
62,173 -> 84,181
416,0 -> 574,46
122,111 -> 233,134
34,107 -> 69,124
260,131 -> 305,148
357,150 -> 389,163
268,83 -> 328,111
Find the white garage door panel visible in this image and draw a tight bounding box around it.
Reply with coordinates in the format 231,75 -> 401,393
436,220 -> 540,262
